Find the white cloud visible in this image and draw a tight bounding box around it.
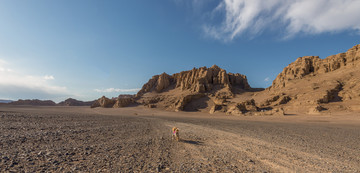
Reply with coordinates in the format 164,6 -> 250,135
0,59 -> 70,100
44,75 -> 55,80
94,88 -> 140,93
264,77 -> 270,82
202,0 -> 360,41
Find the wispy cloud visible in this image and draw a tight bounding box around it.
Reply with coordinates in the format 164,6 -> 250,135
0,59 -> 70,100
264,77 -> 270,82
94,88 -> 140,93
201,0 -> 360,41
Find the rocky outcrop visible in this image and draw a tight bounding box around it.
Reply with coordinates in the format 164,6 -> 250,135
91,96 -> 115,108
308,105 -> 327,114
262,94 -> 291,106
173,65 -> 250,93
136,73 -> 173,97
174,93 -> 205,112
225,99 -> 259,115
113,98 -> 134,108
9,99 -> 56,106
136,65 -> 251,97
134,65 -> 252,112
58,98 -> 94,106
272,44 -> 360,89
156,73 -> 171,92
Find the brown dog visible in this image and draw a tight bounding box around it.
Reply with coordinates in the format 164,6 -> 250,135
172,127 -> 180,141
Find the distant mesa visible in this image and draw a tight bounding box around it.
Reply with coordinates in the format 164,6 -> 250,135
92,43 -> 360,115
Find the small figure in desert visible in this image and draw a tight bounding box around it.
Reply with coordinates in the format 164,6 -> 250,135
172,127 -> 180,141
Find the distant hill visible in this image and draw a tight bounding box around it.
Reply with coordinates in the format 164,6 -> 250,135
58,98 -> 95,106
9,99 -> 56,106
0,99 -> 13,103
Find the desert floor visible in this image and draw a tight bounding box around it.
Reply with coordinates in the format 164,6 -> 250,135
0,106 -> 359,172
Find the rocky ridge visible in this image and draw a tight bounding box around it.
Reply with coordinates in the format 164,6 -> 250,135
252,44 -> 360,114
271,44 -> 360,89
92,44 -> 360,115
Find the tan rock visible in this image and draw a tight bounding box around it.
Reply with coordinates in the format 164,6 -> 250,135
226,99 -> 259,115
91,96 -> 115,108
271,44 -> 360,89
113,98 -> 134,108
156,73 -> 171,93
174,93 -> 205,112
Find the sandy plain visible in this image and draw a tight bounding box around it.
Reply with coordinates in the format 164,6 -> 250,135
0,105 -> 359,172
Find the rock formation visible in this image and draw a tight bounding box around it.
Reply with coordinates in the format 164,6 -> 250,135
256,44 -> 360,114
271,44 -> 360,89
136,65 -> 250,98
91,96 -> 116,108
113,98 -> 134,108
91,44 -> 360,115
134,65 -> 254,113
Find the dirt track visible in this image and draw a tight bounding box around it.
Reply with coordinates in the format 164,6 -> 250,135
1,106 -> 359,172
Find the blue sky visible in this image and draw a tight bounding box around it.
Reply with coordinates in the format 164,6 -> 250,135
0,0 -> 359,102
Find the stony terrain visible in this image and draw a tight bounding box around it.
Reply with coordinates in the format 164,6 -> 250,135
1,106 -> 359,172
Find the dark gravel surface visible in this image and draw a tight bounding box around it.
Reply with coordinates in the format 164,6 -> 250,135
0,108 -> 359,172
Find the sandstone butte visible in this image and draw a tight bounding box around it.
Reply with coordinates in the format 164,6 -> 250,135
92,44 -> 360,115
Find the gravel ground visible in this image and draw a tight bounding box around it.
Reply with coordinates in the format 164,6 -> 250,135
0,107 -> 359,172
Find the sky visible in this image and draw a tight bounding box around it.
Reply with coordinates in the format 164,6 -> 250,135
0,0 -> 359,102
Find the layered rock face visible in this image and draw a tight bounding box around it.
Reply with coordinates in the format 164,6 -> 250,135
272,45 -> 360,89
136,65 -> 250,97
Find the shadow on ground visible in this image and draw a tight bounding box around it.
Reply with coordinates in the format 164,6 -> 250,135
180,139 -> 203,145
